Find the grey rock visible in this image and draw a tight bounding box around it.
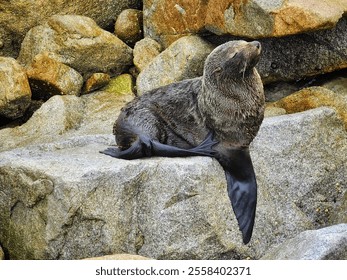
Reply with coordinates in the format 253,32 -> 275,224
256,17 -> 347,83
0,0 -> 141,58
0,244 -> 4,260
0,138 -> 236,259
136,36 -> 214,95
262,224 -> 347,260
0,90 -> 134,152
133,38 -> 162,72
84,253 -> 151,260
322,76 -> 347,97
0,107 -> 346,259
0,57 -> 32,119
17,15 -> 133,79
250,107 -> 347,255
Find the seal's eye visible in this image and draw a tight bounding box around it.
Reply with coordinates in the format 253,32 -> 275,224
231,52 -> 238,59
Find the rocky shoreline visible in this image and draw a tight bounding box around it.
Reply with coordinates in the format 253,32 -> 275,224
0,0 -> 346,260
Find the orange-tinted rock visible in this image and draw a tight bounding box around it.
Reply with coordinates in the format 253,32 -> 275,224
144,0 -> 347,47
268,86 -> 347,129
0,57 -> 31,119
83,73 -> 111,94
26,53 -> 83,99
144,0 -> 208,47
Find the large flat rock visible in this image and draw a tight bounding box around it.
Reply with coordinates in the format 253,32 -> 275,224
0,107 -> 346,259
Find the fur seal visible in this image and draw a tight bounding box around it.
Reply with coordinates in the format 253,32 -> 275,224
102,40 -> 265,244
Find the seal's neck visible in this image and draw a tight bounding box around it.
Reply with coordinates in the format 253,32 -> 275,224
197,67 -> 264,144
200,68 -> 263,113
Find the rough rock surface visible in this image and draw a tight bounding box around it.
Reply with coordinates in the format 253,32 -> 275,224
205,0 -> 347,38
250,107 -> 347,251
104,74 -> 135,95
83,73 -> 111,94
0,107 -> 346,259
84,254 -> 151,260
262,224 -> 347,260
0,91 -> 134,152
144,0 -> 347,46
136,36 -> 214,94
115,9 -> 143,47
0,0 -> 141,58
26,53 -> 83,99
322,76 -> 347,96
255,17 -> 347,83
0,57 -> 32,119
17,15 -> 133,79
268,86 -> 347,129
332,192 -> 347,224
0,244 -> 4,260
133,38 -> 162,72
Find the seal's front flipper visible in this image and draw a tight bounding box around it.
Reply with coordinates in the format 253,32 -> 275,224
100,137 -> 149,160
100,147 -> 121,157
152,131 -> 218,157
101,132 -> 218,159
218,148 -> 257,244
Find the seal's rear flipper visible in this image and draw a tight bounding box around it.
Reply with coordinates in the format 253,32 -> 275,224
218,148 -> 257,244
101,132 -> 218,159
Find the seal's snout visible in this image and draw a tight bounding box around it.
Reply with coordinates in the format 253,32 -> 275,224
252,41 -> 261,49
250,41 -> 261,53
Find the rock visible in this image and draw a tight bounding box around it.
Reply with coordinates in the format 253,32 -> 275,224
0,107 -> 346,259
17,15 -> 133,79
115,9 -> 143,47
104,74 -> 135,95
133,38 -> 162,72
26,53 -> 83,99
261,224 -> 347,260
0,57 -> 32,119
0,0 -> 141,58
255,17 -> 347,83
0,244 -> 4,260
332,191 -> 347,224
84,254 -> 151,260
144,0 -> 347,47
322,76 -> 347,97
0,140 -> 234,259
268,86 -> 347,129
264,106 -> 286,118
0,90 -> 134,152
83,73 -> 111,94
250,107 -> 347,255
205,0 -> 347,38
136,36 -> 214,95
264,81 -> 301,102
143,0 -> 207,47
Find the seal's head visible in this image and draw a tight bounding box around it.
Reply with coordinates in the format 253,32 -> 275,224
204,40 -> 261,85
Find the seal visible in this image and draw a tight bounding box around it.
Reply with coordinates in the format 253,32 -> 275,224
102,40 -> 265,244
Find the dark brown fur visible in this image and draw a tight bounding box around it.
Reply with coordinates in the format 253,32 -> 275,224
115,40 -> 264,152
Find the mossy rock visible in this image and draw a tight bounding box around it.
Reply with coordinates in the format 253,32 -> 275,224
104,74 -> 135,95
